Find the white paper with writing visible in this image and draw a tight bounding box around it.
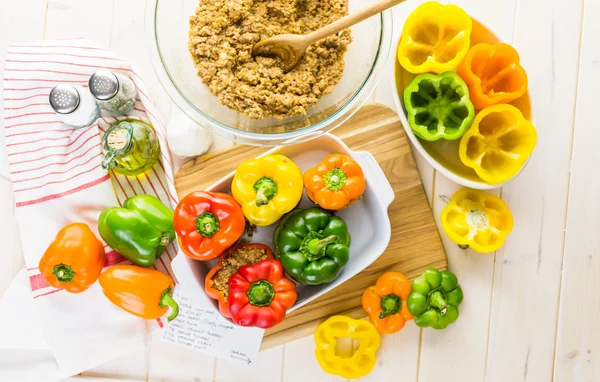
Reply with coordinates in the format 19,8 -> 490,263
162,287 -> 264,364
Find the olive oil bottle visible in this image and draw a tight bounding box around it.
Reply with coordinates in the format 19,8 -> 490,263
101,119 -> 160,176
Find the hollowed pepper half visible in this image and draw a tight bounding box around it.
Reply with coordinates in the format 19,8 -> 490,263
314,315 -> 380,379
205,243 -> 274,318
441,188 -> 514,253
361,272 -> 413,334
303,154 -> 366,211
98,195 -> 175,267
404,71 -> 475,141
39,223 -> 106,293
408,268 -> 463,329
99,265 -> 179,321
457,43 -> 528,110
273,207 -> 350,285
174,191 -> 245,261
228,259 -> 297,329
459,104 -> 537,184
398,1 -> 472,74
232,154 -> 303,226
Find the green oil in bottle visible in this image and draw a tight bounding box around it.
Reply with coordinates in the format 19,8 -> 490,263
101,118 -> 161,176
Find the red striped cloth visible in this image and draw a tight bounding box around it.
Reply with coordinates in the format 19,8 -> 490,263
3,40 -> 178,312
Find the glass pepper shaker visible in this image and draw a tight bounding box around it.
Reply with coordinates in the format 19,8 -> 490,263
101,119 -> 161,176
89,70 -> 138,115
49,84 -> 101,128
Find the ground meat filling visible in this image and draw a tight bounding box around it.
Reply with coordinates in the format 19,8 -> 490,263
212,246 -> 269,300
188,0 -> 352,119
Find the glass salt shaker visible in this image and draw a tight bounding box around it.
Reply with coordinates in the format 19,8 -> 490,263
49,84 -> 101,128
89,70 -> 138,115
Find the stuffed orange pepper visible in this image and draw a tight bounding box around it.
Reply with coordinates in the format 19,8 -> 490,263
205,243 -> 274,318
174,191 -> 245,261
457,43 -> 528,110
304,154 -> 365,210
39,223 -> 106,293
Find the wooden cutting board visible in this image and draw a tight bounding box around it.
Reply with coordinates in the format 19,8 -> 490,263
175,103 -> 447,350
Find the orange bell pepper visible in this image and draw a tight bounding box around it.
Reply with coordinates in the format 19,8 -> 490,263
39,223 -> 106,293
205,243 -> 274,318
361,272 -> 413,334
99,265 -> 179,321
174,191 -> 246,261
457,43 -> 528,110
303,154 -> 366,210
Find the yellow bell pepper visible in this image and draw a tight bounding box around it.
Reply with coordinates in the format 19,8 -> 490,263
459,104 -> 537,184
314,316 -> 380,379
441,188 -> 513,253
231,154 -> 303,226
398,2 -> 472,74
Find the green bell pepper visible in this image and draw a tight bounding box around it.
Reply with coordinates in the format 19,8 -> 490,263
407,268 -> 464,329
404,71 -> 475,141
98,195 -> 175,267
273,207 -> 350,285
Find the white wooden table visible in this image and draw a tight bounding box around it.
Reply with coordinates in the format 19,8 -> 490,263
1,0 -> 598,380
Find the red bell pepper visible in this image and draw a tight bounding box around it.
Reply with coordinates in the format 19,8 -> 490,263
228,259 -> 297,329
174,191 -> 246,261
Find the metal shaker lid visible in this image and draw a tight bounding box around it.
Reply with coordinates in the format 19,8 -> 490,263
49,84 -> 80,114
89,70 -> 119,101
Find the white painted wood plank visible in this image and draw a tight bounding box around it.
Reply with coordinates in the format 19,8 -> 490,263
147,332 -> 215,382
484,0 -> 584,380
417,1 -> 515,380
45,0 -> 113,45
418,176 -> 496,382
358,324 -> 421,382
82,348 -> 150,381
0,0 -> 48,295
553,0 -> 600,379
214,346 -> 284,382
283,336 -> 346,382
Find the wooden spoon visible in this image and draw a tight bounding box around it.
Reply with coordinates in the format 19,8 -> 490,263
252,0 -> 406,72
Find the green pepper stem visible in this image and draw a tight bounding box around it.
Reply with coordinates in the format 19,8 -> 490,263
52,264 -> 75,283
429,291 -> 448,315
196,212 -> 220,238
379,294 -> 401,319
247,280 -> 275,307
254,177 -> 277,207
160,287 -> 180,321
160,233 -> 171,246
324,168 -> 347,191
303,234 -> 337,261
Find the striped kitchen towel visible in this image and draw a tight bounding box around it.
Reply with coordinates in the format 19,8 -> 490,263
2,39 -> 178,378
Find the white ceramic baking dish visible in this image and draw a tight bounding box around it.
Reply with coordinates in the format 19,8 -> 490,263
171,133 -> 395,312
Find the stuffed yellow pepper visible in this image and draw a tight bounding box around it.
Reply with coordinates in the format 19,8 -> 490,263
441,188 -> 513,253
231,154 -> 303,226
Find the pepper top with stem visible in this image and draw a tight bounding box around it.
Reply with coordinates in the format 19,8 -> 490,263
252,0 -> 406,72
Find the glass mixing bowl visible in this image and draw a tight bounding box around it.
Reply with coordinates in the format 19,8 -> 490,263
147,0 -> 393,146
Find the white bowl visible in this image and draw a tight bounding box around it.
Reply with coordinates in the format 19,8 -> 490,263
392,16 -> 534,190
170,133 -> 395,314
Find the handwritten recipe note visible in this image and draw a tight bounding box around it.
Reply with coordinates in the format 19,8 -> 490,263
162,288 -> 264,364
